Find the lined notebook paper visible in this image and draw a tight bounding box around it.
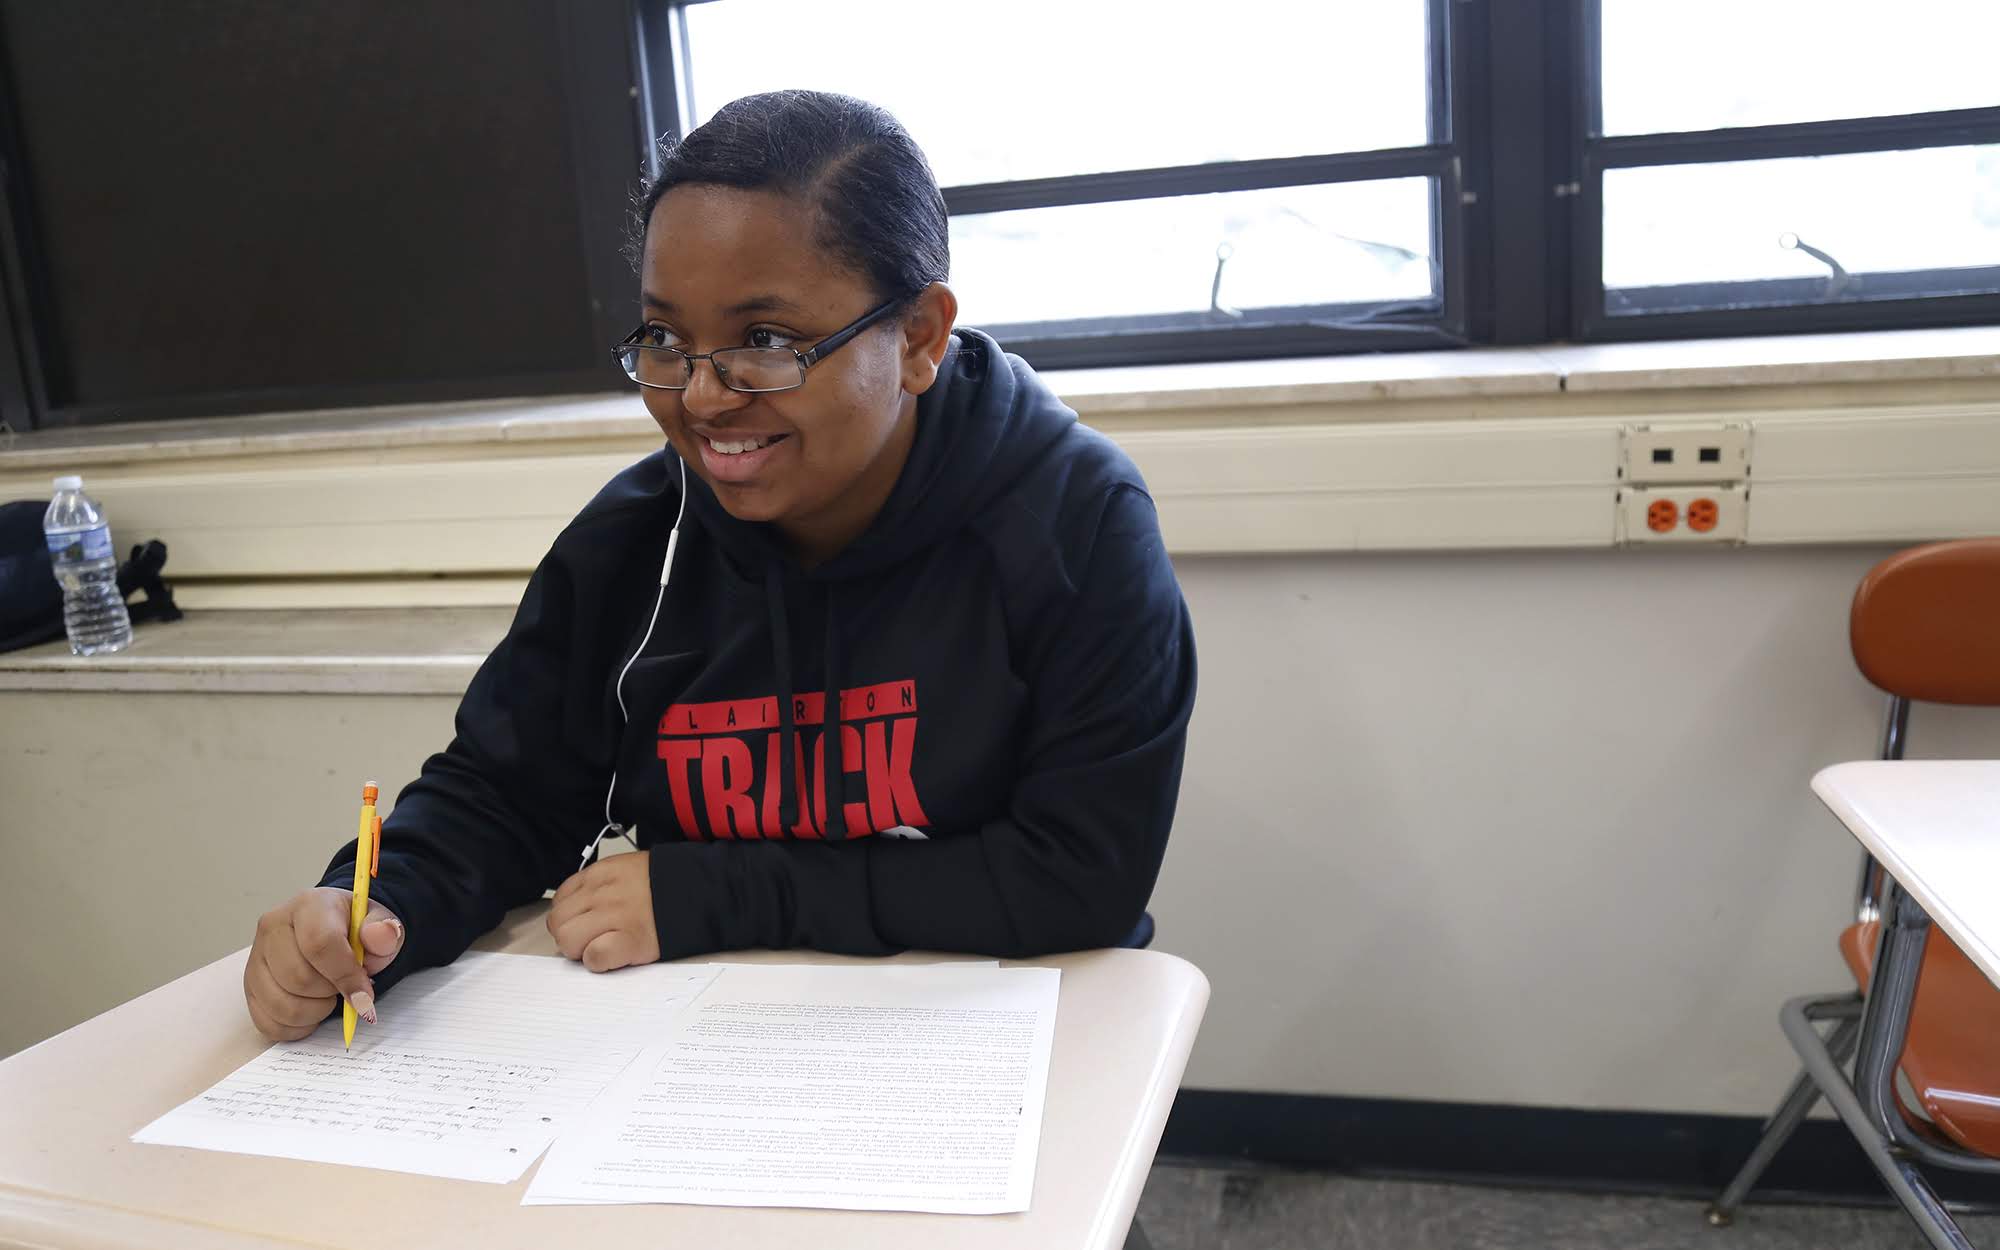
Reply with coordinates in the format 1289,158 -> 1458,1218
133,952 -> 721,1183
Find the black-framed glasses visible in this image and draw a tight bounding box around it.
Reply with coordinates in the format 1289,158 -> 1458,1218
612,296 -> 903,393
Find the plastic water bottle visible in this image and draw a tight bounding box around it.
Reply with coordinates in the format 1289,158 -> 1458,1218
44,475 -> 132,655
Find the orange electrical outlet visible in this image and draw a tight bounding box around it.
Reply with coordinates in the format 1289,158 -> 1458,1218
1622,485 -> 1746,543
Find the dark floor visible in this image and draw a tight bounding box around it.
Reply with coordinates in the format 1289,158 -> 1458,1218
1135,1161 -> 2000,1250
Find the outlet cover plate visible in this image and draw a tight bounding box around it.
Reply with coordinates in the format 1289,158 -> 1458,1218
1622,424 -> 1750,485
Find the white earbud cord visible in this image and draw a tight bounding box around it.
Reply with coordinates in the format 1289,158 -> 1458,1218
578,455 -> 688,874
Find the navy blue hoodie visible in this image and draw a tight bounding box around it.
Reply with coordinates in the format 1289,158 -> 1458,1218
323,329 -> 1196,989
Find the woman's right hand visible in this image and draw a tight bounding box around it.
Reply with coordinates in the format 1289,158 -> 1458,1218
243,887 -> 404,1041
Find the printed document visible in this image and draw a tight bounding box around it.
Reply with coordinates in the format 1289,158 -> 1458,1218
133,952 -> 721,1183
524,963 -> 1061,1212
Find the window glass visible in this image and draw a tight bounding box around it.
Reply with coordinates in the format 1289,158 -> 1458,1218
1602,145 -> 2000,309
951,179 -> 1436,327
1601,0 -> 2000,135
683,0 -> 1432,185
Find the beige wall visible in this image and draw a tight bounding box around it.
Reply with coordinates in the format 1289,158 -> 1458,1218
4,545 -> 1997,1119
0,692 -> 455,1058
1159,544 -> 2000,1114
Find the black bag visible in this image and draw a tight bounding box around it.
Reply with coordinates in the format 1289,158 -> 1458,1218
0,499 -> 183,653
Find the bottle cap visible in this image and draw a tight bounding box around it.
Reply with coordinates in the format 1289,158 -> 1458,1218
52,475 -> 82,492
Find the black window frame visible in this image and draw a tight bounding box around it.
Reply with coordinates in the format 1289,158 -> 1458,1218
650,0 -> 2000,366
1561,0 -> 2000,343
651,0 -> 1480,371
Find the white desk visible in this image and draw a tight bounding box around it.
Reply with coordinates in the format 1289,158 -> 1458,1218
0,905 -> 1208,1250
1812,759 -> 2000,988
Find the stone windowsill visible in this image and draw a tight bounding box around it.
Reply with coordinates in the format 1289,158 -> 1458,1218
0,609 -> 508,696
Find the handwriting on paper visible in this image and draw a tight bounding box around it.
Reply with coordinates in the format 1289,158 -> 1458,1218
191,1048 -> 562,1139
133,953 -> 722,1183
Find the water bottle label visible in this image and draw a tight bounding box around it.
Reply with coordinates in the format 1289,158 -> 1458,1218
47,524 -> 113,562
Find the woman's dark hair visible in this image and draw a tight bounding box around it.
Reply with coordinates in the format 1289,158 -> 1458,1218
634,90 -> 949,312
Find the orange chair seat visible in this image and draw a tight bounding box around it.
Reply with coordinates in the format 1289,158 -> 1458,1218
1840,921 -> 2000,1158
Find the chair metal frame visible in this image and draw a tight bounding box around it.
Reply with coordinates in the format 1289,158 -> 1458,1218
1708,693 -> 2000,1250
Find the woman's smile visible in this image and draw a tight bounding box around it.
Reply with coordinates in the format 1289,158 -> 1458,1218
691,427 -> 796,484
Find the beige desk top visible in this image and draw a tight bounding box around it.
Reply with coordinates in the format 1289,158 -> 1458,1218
0,905 -> 1208,1250
1813,759 -> 2000,989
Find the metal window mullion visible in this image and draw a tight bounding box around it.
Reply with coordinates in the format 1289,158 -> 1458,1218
1429,0 -> 1482,341
0,23 -> 57,427
1425,0 -> 1453,146
1605,266 -> 2000,315
1552,0 -> 1600,342
1476,0 -> 1575,344
1592,106 -> 2000,171
630,4 -> 670,169
1581,290 -> 2000,343
0,188 -> 46,431
1579,0 -> 1604,140
0,249 -> 35,432
669,3 -> 697,135
632,0 -> 690,174
940,147 -> 1453,217
553,5 -> 649,373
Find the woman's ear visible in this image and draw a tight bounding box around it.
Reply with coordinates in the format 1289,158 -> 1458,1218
898,282 -> 960,395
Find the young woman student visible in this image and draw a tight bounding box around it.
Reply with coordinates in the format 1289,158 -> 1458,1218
243,90 -> 1198,1041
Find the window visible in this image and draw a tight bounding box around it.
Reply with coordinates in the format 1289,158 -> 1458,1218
652,0 -> 1999,366
3,2 -> 1994,430
1577,0 -> 2000,337
655,0 -> 1469,367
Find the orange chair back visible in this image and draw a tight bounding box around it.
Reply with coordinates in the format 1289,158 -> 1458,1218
1850,538 -> 2000,706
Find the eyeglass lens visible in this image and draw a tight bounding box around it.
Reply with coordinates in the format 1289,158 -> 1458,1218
619,347 -> 805,393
